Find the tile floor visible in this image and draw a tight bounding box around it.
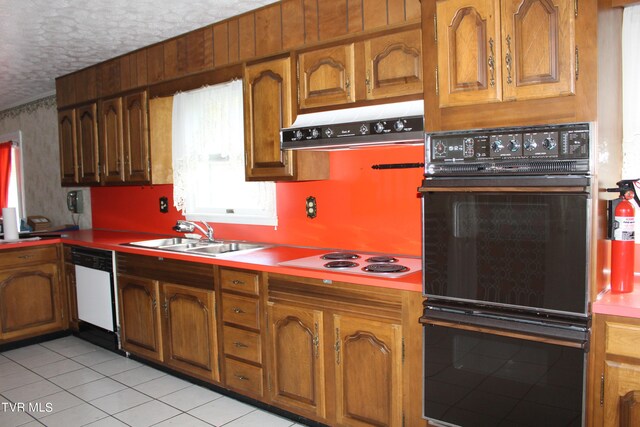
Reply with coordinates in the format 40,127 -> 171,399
0,336 -> 306,427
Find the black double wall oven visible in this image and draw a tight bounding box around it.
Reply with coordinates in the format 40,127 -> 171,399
419,123 -> 592,427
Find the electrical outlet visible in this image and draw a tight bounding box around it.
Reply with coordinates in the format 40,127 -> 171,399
306,196 -> 317,219
159,196 -> 169,213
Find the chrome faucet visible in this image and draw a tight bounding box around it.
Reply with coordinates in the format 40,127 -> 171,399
173,220 -> 215,242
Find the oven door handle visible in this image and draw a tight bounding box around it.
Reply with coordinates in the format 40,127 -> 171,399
419,175 -> 591,191
420,307 -> 589,349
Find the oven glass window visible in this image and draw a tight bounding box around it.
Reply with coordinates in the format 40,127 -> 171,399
424,324 -> 584,426
423,192 -> 589,315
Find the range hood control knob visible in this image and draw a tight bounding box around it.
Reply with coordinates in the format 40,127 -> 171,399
524,138 -> 537,151
311,128 -> 320,139
374,122 -> 385,134
294,130 -> 303,140
394,120 -> 405,132
491,140 -> 504,152
543,137 -> 556,150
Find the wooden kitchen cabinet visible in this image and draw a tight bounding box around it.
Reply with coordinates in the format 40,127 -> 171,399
116,253 -> 219,382
334,314 -> 402,427
0,245 -> 65,343
58,109 -> 78,185
435,0 -> 575,108
63,246 -> 79,331
76,103 -> 100,185
590,314 -> 640,427
267,302 -> 326,418
99,90 -> 151,184
117,274 -> 163,362
162,283 -> 219,382
243,57 -> 328,182
267,274 -> 409,427
298,28 -> 423,109
220,268 -> 266,398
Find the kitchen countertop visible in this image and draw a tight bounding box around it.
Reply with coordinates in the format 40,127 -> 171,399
0,229 -> 422,293
592,274 -> 640,318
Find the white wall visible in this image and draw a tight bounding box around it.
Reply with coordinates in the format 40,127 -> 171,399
0,96 -> 92,229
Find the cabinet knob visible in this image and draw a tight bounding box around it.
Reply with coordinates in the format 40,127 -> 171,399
232,279 -> 245,286
233,341 -> 248,348
235,374 -> 249,381
232,307 -> 244,314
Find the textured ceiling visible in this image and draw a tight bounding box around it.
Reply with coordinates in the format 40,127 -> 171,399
0,0 -> 277,112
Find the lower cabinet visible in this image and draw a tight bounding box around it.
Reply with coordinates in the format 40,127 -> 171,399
267,274 -> 409,427
0,245 -> 65,343
590,314 -> 640,426
116,253 -> 219,382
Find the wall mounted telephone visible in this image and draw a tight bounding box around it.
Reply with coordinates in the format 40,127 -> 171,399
67,190 -> 83,214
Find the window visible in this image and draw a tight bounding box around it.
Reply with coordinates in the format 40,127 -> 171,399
172,80 -> 277,226
0,131 -> 25,220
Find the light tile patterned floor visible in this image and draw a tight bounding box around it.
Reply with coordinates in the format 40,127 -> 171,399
0,336 -> 307,427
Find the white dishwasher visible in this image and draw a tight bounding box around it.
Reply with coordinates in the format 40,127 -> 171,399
71,246 -> 119,351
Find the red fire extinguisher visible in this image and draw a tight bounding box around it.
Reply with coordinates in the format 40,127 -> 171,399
611,190 -> 636,293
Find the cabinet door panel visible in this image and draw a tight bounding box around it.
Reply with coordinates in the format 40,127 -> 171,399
58,109 -> 78,185
118,275 -> 163,362
244,58 -> 294,180
437,0 -> 502,107
163,283 -> 218,382
76,103 -> 100,185
99,97 -> 125,183
603,361 -> 640,427
299,44 -> 355,109
0,263 -> 63,341
365,29 -> 423,100
268,302 -> 325,418
123,91 -> 150,183
334,315 -> 402,427
501,0 -> 575,100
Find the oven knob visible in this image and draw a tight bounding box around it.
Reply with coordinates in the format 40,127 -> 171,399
294,130 -> 303,140
435,141 -> 446,155
374,122 -> 385,133
491,140 -> 504,152
524,138 -> 538,151
394,120 -> 405,132
325,128 -> 334,138
543,137 -> 557,150
359,124 -> 368,134
508,139 -> 521,152
311,128 -> 320,139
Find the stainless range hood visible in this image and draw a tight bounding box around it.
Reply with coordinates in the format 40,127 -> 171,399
281,100 -> 424,150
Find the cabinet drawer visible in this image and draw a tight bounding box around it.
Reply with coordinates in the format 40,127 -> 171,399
606,321 -> 640,359
220,269 -> 259,296
222,294 -> 260,330
0,245 -> 58,268
223,326 -> 261,364
224,358 -> 263,396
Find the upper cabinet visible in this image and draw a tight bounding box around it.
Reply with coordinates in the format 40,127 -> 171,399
76,103 -> 100,185
298,28 -> 423,110
424,0 -> 594,130
244,57 -> 329,181
436,0 -> 575,108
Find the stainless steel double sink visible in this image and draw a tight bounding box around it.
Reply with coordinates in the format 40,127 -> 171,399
126,237 -> 266,257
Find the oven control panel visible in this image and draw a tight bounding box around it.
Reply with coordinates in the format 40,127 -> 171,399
426,123 -> 590,175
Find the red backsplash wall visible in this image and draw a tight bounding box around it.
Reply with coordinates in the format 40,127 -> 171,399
92,145 -> 424,255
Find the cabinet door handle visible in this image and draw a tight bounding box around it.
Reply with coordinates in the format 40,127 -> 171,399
488,38 -> 495,88
232,307 -> 245,314
365,70 -> 371,93
335,327 -> 341,365
575,46 -> 579,81
600,373 -> 604,406
151,297 -> 157,310
233,341 -> 248,348
162,301 -> 168,318
505,35 -> 513,85
313,322 -> 320,359
235,374 -> 249,381
231,279 -> 245,286
17,255 -> 33,259
345,77 -> 351,100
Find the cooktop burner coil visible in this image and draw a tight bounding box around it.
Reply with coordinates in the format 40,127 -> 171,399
322,252 -> 360,260
324,261 -> 359,269
362,264 -> 409,273
365,256 -> 399,263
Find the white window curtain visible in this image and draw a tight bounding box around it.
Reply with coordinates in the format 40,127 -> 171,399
172,80 -> 277,226
622,5 -> 640,179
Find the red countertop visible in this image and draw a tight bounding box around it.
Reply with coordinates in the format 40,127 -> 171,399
0,229 -> 422,293
592,273 -> 640,318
